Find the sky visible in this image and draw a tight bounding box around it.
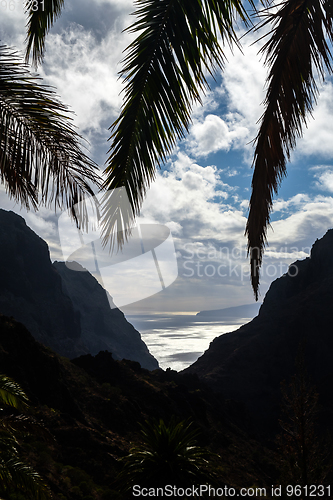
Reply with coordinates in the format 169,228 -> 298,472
1,0 -> 333,316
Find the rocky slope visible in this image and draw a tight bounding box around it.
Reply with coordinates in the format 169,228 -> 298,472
185,229 -> 333,434
0,209 -> 157,369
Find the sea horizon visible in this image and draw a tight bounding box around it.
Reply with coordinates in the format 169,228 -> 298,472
127,313 -> 254,372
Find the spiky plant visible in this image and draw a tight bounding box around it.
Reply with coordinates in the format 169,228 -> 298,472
117,418 -> 218,496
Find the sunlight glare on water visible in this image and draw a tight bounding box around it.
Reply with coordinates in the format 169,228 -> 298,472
127,315 -> 251,372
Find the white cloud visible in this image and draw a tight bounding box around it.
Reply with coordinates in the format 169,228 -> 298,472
0,6 -> 26,49
296,81 -> 333,158
218,34 -> 267,135
141,153 -> 247,244
1,0 -> 135,167
273,193 -> 311,212
314,169 -> 333,193
2,3 -> 333,314
267,196 -> 333,247
187,114 -> 249,156
183,30 -> 267,160
40,23 -> 132,138
189,115 -> 231,154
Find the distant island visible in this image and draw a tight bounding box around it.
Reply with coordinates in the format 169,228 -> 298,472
196,302 -> 262,320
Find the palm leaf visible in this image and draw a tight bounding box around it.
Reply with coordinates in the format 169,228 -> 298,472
25,0 -> 65,67
0,456 -> 51,499
102,0 -> 249,245
0,375 -> 51,498
100,187 -> 135,250
0,375 -> 29,411
0,45 -> 100,224
246,0 -> 333,299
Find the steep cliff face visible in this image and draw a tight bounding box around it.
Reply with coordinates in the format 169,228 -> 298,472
53,261 -> 158,370
185,230 -> 333,432
0,210 -> 82,358
0,209 -> 158,369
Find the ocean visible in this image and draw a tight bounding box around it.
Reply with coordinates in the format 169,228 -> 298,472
127,314 -> 251,372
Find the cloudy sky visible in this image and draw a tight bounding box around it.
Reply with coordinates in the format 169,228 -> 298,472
1,0 -> 333,316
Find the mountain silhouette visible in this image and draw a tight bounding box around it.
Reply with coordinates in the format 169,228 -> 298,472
0,209 -> 158,369
185,229 -> 333,433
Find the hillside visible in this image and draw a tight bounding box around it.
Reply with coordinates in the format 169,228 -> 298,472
185,229 -> 333,434
0,314 -> 278,499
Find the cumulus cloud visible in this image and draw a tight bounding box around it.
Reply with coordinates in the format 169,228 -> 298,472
296,81 -> 333,159
0,5 -> 26,49
183,29 -> 267,160
141,152 -> 246,244
1,0 -> 135,167
273,194 -> 311,213
267,196 -> 333,248
313,168 -> 333,193
187,114 -> 249,157
41,25 -> 127,133
220,38 -> 266,134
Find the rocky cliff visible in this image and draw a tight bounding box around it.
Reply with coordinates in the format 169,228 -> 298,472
185,230 -> 333,433
53,261 -> 157,369
0,209 -> 158,369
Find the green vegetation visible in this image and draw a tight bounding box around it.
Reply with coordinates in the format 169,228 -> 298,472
0,374 -> 51,499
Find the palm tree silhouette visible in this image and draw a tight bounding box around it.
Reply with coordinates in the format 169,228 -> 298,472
23,0 -> 333,298
0,374 -> 51,499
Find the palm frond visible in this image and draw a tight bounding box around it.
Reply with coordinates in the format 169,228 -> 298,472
0,375 -> 29,411
246,0 -> 333,299
100,187 -> 135,250
0,45 -> 101,225
25,0 -> 65,67
0,374 -> 51,498
102,0 -> 249,245
0,414 -> 53,445
0,456 -> 51,499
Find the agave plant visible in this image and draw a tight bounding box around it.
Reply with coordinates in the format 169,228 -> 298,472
0,374 -> 51,499
117,418 -> 218,496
